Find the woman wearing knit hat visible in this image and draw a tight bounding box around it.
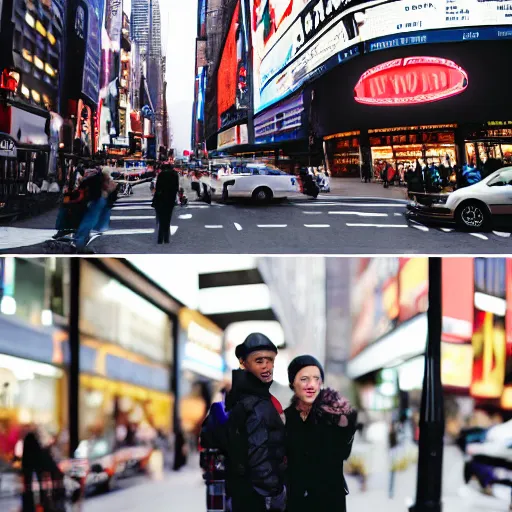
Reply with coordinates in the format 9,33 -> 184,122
285,355 -> 358,512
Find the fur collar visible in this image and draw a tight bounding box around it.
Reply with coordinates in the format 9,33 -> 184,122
291,388 -> 354,427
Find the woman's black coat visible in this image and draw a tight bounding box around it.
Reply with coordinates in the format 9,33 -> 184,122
285,389 -> 357,512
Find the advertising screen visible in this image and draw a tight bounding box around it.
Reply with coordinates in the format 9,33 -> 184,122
81,0 -> 105,104
350,258 -> 400,358
99,0 -> 123,147
250,0 -> 512,114
470,258 -> 507,400
398,257 -> 428,324
217,1 -> 250,131
254,92 -> 307,144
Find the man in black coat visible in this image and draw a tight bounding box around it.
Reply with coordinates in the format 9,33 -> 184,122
224,333 -> 287,512
152,164 -> 180,244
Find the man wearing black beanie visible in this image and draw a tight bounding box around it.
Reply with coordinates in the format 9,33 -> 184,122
223,333 -> 287,512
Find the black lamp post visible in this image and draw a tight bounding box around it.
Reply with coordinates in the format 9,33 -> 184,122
409,257 -> 445,512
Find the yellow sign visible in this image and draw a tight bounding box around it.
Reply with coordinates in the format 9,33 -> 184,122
441,342 -> 473,388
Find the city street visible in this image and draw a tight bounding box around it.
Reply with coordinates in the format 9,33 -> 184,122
0,181 -> 511,255
78,448 -> 510,512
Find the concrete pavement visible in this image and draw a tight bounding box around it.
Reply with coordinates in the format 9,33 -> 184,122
79,446 -> 510,512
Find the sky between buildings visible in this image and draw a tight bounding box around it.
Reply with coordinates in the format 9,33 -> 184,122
124,0 -> 196,155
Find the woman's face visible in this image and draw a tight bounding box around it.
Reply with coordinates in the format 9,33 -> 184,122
293,366 -> 322,404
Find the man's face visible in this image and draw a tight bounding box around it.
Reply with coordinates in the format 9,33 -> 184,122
242,350 -> 276,383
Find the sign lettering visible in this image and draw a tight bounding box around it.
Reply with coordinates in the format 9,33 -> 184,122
354,56 -> 468,106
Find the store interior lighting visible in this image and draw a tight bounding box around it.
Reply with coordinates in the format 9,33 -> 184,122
0,296 -> 16,315
0,354 -> 62,380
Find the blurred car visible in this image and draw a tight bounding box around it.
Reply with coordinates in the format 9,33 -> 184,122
211,164 -> 300,203
463,420 -> 512,494
66,437 -> 153,494
407,167 -> 512,231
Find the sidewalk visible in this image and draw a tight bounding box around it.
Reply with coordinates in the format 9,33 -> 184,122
329,177 -> 409,201
347,444 -> 510,512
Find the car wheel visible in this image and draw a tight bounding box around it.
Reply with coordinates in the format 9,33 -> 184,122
252,187 -> 273,203
455,201 -> 490,231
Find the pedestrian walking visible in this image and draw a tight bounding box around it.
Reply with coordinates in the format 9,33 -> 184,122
201,333 -> 287,512
285,355 -> 358,512
152,164 -> 179,244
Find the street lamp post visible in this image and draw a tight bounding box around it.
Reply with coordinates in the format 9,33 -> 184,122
410,257 -> 445,512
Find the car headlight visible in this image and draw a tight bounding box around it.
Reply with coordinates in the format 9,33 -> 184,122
434,195 -> 449,205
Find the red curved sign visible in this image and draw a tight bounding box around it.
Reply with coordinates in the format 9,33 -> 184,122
354,57 -> 468,106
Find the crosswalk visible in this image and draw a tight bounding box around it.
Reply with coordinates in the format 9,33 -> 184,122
0,197 -> 510,253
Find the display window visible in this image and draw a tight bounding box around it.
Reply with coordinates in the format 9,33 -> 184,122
0,354 -> 64,440
79,374 -> 173,440
370,129 -> 457,185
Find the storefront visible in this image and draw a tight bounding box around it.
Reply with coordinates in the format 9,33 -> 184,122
0,100 -> 53,215
77,260 -> 177,439
323,131 -> 361,177
311,40 -> 512,179
178,308 -> 224,435
0,314 -> 66,436
347,257 -> 512,432
368,125 -> 458,181
463,121 -> 512,169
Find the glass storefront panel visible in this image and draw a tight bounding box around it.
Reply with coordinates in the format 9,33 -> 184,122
0,354 -> 63,439
79,262 -> 173,364
79,374 -> 173,440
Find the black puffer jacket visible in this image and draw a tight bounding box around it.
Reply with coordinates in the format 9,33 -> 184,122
225,370 -> 286,503
285,389 -> 357,512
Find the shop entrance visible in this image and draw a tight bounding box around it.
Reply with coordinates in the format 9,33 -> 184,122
323,131 -> 361,178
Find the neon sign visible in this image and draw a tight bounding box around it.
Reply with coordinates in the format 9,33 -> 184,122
354,57 -> 468,106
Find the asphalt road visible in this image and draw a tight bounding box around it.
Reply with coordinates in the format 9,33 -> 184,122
0,183 -> 511,254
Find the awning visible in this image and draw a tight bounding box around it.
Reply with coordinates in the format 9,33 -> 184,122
198,266 -> 277,331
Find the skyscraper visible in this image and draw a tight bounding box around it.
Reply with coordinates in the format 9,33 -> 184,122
131,0 -> 150,57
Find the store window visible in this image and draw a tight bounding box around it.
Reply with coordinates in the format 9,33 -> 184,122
79,262 -> 172,364
0,354 -> 63,436
369,126 -> 457,183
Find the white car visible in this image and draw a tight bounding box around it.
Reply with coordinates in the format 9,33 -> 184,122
407,167 -> 512,231
211,164 -> 300,203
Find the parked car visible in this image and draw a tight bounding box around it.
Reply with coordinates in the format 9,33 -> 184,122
211,164 -> 300,203
66,436 -> 153,495
407,167 -> 512,231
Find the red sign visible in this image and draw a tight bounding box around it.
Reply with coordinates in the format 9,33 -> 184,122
442,258 -> 474,343
217,2 -> 240,130
354,57 -> 468,106
507,259 -> 512,356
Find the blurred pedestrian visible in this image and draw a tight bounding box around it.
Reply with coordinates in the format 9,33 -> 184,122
152,164 -> 179,244
285,355 -> 357,512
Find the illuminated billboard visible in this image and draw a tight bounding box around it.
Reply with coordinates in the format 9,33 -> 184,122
354,56 -> 468,106
99,0 -> 123,147
250,0 -> 512,114
80,0 -> 105,104
217,1 -> 250,131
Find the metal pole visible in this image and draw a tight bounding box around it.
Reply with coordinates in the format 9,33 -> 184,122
68,259 -> 81,458
409,257 -> 445,512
